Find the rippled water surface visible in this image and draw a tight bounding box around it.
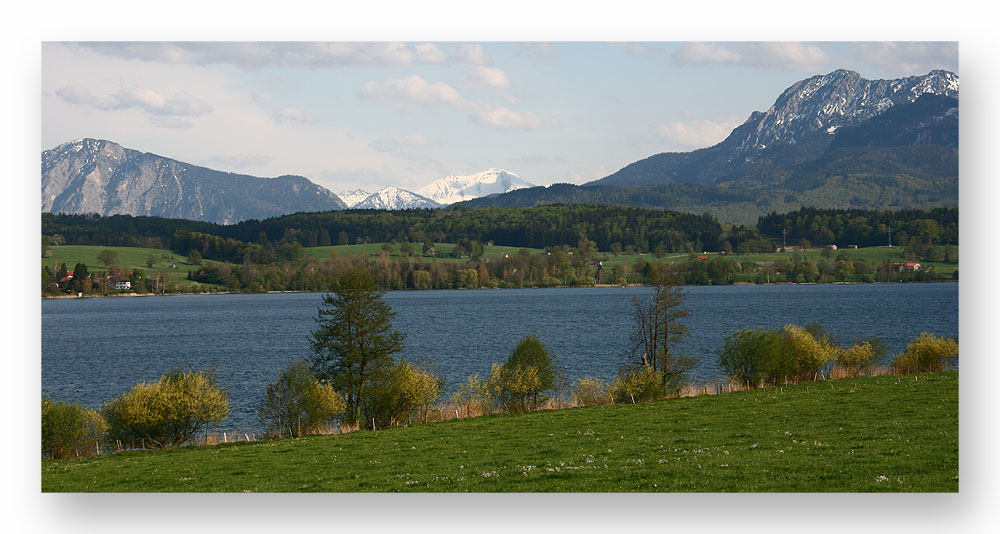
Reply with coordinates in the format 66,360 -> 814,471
42,283 -> 958,429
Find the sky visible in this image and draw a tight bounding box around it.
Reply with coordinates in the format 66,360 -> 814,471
41,41 -> 958,195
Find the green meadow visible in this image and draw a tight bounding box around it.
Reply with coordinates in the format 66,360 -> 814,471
42,371 -> 958,492
43,245 -> 216,290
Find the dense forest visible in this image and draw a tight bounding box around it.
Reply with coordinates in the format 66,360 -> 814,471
42,205 -> 959,261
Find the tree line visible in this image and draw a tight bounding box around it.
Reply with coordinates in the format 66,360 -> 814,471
43,205 -> 959,266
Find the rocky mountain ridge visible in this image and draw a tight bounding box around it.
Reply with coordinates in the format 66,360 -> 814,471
42,139 -> 346,224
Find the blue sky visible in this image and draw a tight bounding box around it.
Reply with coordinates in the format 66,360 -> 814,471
42,41 -> 958,194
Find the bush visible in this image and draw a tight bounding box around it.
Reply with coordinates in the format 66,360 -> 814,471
613,366 -> 664,403
571,378 -> 614,407
484,362 -> 541,413
450,374 -> 488,417
837,337 -> 886,377
780,324 -> 837,382
103,368 -> 229,449
717,328 -> 783,388
258,359 -> 346,438
893,332 -> 959,374
41,398 -> 107,459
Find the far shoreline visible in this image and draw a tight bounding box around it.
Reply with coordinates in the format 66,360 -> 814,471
41,279 -> 958,300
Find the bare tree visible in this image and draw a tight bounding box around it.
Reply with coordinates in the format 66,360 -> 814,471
628,267 -> 697,396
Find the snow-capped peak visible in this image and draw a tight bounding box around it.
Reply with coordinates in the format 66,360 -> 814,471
416,168 -> 535,205
338,188 -> 372,208
352,186 -> 440,210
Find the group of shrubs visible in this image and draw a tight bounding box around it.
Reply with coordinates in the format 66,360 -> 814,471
562,328 -> 958,408
42,329 -> 958,459
716,326 -> 957,389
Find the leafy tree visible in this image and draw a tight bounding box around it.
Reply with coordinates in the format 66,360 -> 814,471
838,339 -> 880,377
779,324 -> 837,382
146,254 -> 156,268
70,263 -> 90,294
42,236 -> 52,258
629,268 -> 696,394
365,360 -> 443,427
892,332 -> 959,374
505,335 -> 555,409
308,269 -> 405,429
187,249 -> 203,265
42,398 -> 107,459
258,359 -> 346,438
102,367 -> 229,449
96,249 -> 119,267
717,328 -> 782,388
484,362 -> 541,413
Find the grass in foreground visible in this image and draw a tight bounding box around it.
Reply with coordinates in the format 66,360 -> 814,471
42,372 -> 957,492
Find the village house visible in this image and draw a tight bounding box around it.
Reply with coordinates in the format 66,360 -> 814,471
891,262 -> 922,272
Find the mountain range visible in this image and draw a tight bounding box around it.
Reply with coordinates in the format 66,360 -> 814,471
461,69 -> 959,224
42,69 -> 958,226
41,140 -> 533,223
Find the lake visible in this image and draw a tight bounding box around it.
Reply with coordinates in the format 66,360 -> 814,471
42,283 -> 958,430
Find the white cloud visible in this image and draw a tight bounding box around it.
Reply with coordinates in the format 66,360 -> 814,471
455,43 -> 491,66
72,42 -> 465,70
672,42 -> 829,72
56,84 -> 213,119
657,118 -> 742,149
853,42 -> 958,76
469,106 -> 543,132
359,75 -> 462,111
672,42 -> 743,65
359,74 -> 543,132
467,66 -> 511,90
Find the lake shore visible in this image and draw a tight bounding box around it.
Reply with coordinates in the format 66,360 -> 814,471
41,278 -> 957,300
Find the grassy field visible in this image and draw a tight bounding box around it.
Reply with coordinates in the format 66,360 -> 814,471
596,246 -> 958,276
43,245 -> 216,290
41,371 -> 958,492
304,243 -> 547,263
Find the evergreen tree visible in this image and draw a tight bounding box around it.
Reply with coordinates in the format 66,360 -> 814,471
308,269 -> 404,428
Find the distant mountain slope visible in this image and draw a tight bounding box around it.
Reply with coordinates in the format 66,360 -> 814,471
42,139 -> 346,224
416,168 -> 534,205
353,186 -> 441,209
338,189 -> 372,208
590,69 -> 958,188
457,79 -> 958,225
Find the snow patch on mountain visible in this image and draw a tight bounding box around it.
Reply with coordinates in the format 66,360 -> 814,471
338,189 -> 372,208
353,186 -> 440,210
416,168 -> 535,205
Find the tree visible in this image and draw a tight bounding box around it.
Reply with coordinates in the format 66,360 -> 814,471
717,328 -> 781,388
258,359 -> 346,438
187,250 -> 203,265
42,398 -> 107,459
628,269 -> 696,395
892,332 -> 958,374
308,269 -> 405,429
505,335 -> 555,409
102,367 -> 229,449
97,249 -> 119,268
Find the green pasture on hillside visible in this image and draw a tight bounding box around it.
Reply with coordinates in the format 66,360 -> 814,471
596,246 -> 958,275
42,372 -> 958,492
43,245 -> 216,290
304,243 -> 547,263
